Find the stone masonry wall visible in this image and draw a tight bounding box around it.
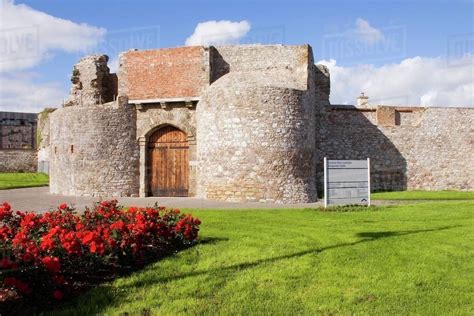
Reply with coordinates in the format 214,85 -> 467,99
317,106 -> 474,192
0,149 -> 37,172
197,83 -> 316,203
66,55 -> 116,106
118,47 -> 210,100
49,99 -> 139,197
211,45 -> 309,90
37,109 -> 55,174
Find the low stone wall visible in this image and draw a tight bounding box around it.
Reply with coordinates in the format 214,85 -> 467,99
0,149 -> 37,172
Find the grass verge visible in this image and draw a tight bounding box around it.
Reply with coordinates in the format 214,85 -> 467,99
0,173 -> 49,190
372,190 -> 474,200
49,201 -> 473,315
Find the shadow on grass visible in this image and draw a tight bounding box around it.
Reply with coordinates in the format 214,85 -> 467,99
124,225 -> 460,286
52,226 -> 459,314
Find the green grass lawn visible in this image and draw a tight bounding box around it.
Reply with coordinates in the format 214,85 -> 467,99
372,190 -> 474,200
51,201 -> 474,315
0,172 -> 49,190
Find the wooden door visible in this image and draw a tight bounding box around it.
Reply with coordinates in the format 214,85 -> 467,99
147,126 -> 189,197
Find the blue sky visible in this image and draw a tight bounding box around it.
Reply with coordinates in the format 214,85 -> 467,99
1,0 -> 473,111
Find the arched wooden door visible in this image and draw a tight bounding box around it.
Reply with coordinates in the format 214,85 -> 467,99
147,126 -> 189,197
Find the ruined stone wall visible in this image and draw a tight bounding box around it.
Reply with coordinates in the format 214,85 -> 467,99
313,64 -> 330,108
66,55 -> 116,106
37,109 -> 55,174
118,47 -> 210,100
317,106 -> 474,192
49,99 -> 139,197
0,149 -> 37,173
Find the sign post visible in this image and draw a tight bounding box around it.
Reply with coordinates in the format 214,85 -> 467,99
324,157 -> 328,208
324,158 -> 371,207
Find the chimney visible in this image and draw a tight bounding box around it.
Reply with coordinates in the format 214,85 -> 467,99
356,92 -> 369,107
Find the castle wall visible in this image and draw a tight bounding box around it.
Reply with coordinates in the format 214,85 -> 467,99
66,55 -> 116,106
0,149 -> 37,173
37,109 -> 55,174
49,99 -> 139,197
46,44 -> 473,202
118,46 -> 210,100
317,106 -> 474,192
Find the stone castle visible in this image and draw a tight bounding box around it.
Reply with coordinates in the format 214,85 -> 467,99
36,44 -> 473,203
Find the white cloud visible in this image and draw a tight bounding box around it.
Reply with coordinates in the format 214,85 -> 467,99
108,55 -> 119,73
0,0 -> 106,72
0,0 -> 106,112
354,18 -> 385,44
0,72 -> 65,112
317,55 -> 474,107
185,20 -> 251,46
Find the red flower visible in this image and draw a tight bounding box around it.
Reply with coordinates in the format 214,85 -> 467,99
0,200 -> 201,300
90,241 -> 105,254
0,202 -> 12,219
20,213 -> 37,229
110,220 -> 126,231
40,226 -> 61,250
57,230 -> 82,254
42,256 -> 61,274
53,290 -> 64,300
81,231 -> 95,244
12,230 -> 29,246
0,226 -> 11,241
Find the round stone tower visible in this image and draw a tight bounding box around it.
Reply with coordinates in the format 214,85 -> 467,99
196,71 -> 317,203
48,55 -> 139,197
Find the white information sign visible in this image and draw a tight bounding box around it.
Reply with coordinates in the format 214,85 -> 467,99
324,158 -> 371,207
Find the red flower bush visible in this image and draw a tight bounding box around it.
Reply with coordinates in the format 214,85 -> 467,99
0,200 -> 200,304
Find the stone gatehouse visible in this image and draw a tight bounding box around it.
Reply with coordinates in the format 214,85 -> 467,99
39,44 -> 474,203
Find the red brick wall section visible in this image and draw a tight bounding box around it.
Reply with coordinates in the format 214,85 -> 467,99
119,46 -> 209,100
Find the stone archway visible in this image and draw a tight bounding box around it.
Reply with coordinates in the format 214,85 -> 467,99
138,121 -> 197,198
147,125 -> 189,197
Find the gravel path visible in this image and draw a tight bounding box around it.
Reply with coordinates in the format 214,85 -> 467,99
0,187 -> 325,212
